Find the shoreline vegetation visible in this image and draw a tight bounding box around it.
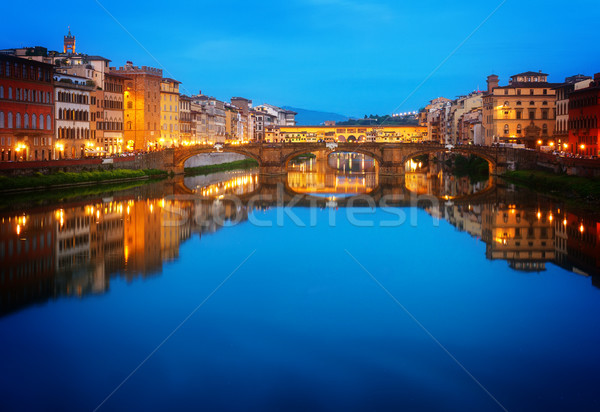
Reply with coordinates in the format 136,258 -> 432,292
502,170 -> 600,203
184,158 -> 259,176
0,180 -> 155,210
0,169 -> 168,193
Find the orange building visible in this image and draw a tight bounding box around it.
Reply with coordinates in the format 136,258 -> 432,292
111,61 -> 162,151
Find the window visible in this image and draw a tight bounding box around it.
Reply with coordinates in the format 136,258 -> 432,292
0,86 -> 3,98
46,115 -> 51,130
543,89 -> 547,95
543,124 -> 548,134
7,112 -> 12,128
0,112 -> 3,128
15,113 -> 21,128
504,124 -> 509,134
529,101 -> 535,105
516,111 -> 522,120
529,110 -> 535,120
517,124 -> 522,134
32,114 -> 36,129
530,89 -> 534,95
517,89 -> 521,95
39,114 -> 44,130
8,87 -> 11,99
24,113 -> 29,129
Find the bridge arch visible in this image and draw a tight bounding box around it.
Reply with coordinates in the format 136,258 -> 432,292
173,146 -> 263,170
283,146 -> 383,169
402,147 -> 497,174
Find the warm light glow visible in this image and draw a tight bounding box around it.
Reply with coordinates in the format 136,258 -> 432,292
537,140 -> 542,145
537,211 -> 541,219
563,143 -> 568,149
549,142 -> 554,147
580,144 -> 586,150
580,224 -> 585,233
563,219 -> 567,226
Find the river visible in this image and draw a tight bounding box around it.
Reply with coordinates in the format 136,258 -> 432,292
0,152 -> 599,411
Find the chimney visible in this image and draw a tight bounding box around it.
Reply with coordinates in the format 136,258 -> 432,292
487,75 -> 499,93
594,73 -> 600,81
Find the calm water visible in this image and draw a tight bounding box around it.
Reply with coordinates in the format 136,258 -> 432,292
1,152 -> 600,411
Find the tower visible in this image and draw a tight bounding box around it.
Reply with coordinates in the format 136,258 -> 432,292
63,27 -> 75,55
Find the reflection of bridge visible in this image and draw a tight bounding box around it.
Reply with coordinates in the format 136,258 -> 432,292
162,143 -> 538,175
171,174 -> 501,207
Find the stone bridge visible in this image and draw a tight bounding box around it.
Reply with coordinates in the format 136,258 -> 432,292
163,143 -> 527,175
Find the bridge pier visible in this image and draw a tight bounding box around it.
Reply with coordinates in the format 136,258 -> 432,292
379,163 -> 405,175
259,165 -> 287,175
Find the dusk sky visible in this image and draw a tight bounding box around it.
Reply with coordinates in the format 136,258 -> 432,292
3,0 -> 600,117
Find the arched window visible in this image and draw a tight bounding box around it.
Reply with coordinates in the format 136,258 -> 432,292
39,114 -> 44,130
16,113 -> 21,128
0,86 -> 3,98
504,124 -> 509,134
32,114 -> 36,129
542,124 -> 548,134
24,113 -> 29,129
0,112 -> 4,128
8,87 -> 12,99
7,112 -> 13,128
517,124 -> 522,134
46,115 -> 51,130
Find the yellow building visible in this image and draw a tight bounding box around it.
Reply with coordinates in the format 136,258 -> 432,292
266,125 -> 427,143
160,78 -> 181,148
482,72 -> 558,148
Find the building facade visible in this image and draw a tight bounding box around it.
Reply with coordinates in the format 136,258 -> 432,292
568,73 -> 600,157
179,95 -> 192,145
0,54 -> 54,161
112,62 -> 162,151
553,74 -> 592,153
482,71 -> 558,147
54,72 -> 93,159
160,78 -> 180,148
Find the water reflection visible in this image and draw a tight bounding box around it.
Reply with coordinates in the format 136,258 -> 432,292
405,159 -> 492,199
1,170 -> 600,317
184,168 -> 260,196
287,151 -> 378,196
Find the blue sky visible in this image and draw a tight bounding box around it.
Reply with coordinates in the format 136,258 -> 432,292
2,0 -> 599,117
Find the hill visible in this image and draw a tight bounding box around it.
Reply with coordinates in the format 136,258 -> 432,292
282,106 -> 348,126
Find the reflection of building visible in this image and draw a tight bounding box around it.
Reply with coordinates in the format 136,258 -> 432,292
0,212 -> 55,315
482,205 -> 555,271
565,214 -> 600,277
123,199 -> 162,276
287,152 -> 378,195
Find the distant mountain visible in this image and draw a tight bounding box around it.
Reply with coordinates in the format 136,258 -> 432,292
283,106 -> 348,126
